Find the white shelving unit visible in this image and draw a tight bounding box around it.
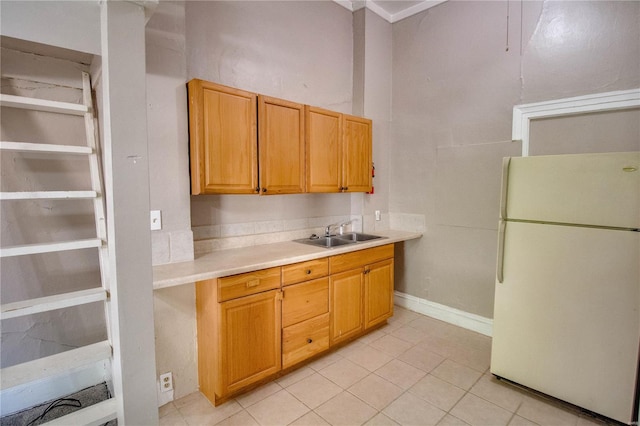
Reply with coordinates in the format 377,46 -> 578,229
0,72 -> 117,425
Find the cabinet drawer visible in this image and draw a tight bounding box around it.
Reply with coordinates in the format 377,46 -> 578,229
218,267 -> 281,302
282,258 -> 328,286
282,313 -> 330,369
282,278 -> 329,327
329,244 -> 394,274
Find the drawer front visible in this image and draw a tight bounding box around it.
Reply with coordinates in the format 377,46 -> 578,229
282,258 -> 329,286
282,278 -> 329,327
218,267 -> 281,302
282,313 -> 330,369
329,244 -> 394,274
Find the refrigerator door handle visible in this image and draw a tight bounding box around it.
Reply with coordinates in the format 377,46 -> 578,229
497,219 -> 506,283
500,157 -> 511,220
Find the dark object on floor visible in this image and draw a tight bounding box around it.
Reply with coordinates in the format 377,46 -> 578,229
0,382 -> 117,426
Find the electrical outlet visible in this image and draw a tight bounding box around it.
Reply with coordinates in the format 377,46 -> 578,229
150,210 -> 162,231
160,372 -> 173,392
375,210 -> 381,221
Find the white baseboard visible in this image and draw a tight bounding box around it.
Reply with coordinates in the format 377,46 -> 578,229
394,291 -> 493,337
0,361 -> 109,417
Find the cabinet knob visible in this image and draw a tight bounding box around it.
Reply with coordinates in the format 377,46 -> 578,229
262,188 -> 267,193
306,338 -> 313,344
255,187 -> 260,193
306,269 -> 311,275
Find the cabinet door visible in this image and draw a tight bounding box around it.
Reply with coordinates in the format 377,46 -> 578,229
364,259 -> 394,329
259,96 -> 305,194
329,269 -> 363,345
342,114 -> 372,193
188,79 -> 258,194
218,289 -> 281,396
306,106 -> 342,192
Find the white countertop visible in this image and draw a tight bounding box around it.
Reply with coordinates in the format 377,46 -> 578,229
153,230 -> 422,289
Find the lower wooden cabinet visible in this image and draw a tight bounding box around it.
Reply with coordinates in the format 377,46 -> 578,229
329,245 -> 394,344
364,258 -> 394,329
196,280 -> 282,404
196,244 -> 394,405
219,290 -> 282,395
329,269 -> 364,345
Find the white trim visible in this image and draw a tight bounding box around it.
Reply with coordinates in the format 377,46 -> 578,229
512,88 -> 640,157
332,0 -> 447,23
363,1 -> 392,22
394,291 -> 493,336
390,1 -> 447,23
333,0 -> 355,12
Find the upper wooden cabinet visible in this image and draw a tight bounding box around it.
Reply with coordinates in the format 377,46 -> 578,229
342,114 -> 373,193
259,96 -> 305,194
306,106 -> 372,193
305,106 -> 342,192
188,79 -> 258,195
188,79 -> 371,195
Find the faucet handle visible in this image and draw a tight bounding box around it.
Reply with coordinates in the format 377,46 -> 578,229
338,221 -> 351,235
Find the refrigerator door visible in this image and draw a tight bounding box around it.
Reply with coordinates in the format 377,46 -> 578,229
504,152 -> 640,229
491,221 -> 640,424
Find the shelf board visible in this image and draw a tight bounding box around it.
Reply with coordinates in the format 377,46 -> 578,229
0,94 -> 88,116
0,239 -> 103,258
0,141 -> 93,155
0,341 -> 112,391
1,288 -> 107,320
0,191 -> 97,201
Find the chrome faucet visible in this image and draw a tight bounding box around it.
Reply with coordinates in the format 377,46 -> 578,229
324,223 -> 339,237
326,219 -> 358,237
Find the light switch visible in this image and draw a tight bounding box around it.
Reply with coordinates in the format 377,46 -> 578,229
150,210 -> 162,230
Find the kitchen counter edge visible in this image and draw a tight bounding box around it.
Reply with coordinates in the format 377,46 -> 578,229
153,229 -> 422,290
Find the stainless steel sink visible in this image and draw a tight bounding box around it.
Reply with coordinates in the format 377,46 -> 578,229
294,232 -> 385,248
334,232 -> 384,242
294,236 -> 355,248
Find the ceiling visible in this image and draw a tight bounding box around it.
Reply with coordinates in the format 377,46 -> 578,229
334,0 -> 447,23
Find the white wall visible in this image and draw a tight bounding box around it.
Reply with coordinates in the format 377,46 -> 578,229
357,9 -> 393,231
0,1 -> 100,55
146,0 -> 193,265
185,1 -> 356,233
390,0 -> 640,318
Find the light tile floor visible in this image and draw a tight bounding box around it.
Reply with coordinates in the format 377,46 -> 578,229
159,307 -> 617,426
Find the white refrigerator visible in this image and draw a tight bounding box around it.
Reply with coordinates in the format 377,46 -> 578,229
491,152 -> 640,424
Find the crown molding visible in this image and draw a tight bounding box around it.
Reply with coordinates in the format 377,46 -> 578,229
333,0 -> 447,23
